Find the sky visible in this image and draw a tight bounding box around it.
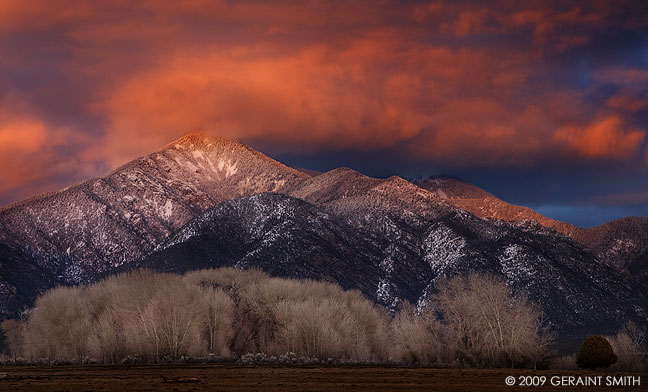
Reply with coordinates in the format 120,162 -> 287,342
0,0 -> 647,227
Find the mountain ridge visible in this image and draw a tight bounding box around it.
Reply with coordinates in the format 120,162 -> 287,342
0,132 -> 310,279
414,177 -> 648,276
131,191 -> 648,349
0,132 -> 646,347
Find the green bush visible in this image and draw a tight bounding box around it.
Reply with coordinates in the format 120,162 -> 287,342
576,335 -> 617,369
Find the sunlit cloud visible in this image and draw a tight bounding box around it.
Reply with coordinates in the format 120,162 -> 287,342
554,116 -> 646,160
0,0 -> 647,209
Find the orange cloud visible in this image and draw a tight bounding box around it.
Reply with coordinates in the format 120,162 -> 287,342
0,116 -> 59,193
0,119 -> 47,154
1,0 -> 647,205
89,36 -> 539,167
554,116 -> 646,159
0,0 -> 100,32
0,106 -> 100,201
406,98 -> 563,167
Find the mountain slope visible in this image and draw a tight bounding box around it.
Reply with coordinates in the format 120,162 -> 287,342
415,177 -> 648,277
1,133 -> 646,351
131,193 -> 385,295
135,192 -> 648,349
291,168 -> 455,229
292,171 -> 648,328
573,216 -> 648,277
414,177 -> 579,235
0,133 -> 309,280
289,168 -> 459,306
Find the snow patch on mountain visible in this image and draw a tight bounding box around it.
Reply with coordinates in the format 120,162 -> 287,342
499,244 -> 538,283
422,225 -> 467,274
376,278 -> 399,308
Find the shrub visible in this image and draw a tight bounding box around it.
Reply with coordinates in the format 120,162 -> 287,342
576,335 -> 617,370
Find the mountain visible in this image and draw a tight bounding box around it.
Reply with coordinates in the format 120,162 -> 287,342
415,177 -> 648,277
292,171 -> 648,334
572,216 -> 648,277
129,193 -> 385,296
133,191 -> 648,349
1,132 -> 647,349
414,177 -> 579,235
291,168 -> 454,224
0,133 -> 309,281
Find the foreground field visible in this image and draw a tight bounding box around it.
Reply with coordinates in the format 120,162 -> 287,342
0,365 -> 645,391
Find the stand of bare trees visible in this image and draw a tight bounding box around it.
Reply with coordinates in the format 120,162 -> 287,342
3,271 -> 232,363
390,301 -> 450,365
390,273 -> 553,368
607,322 -> 648,372
1,269 -> 557,367
185,268 -> 390,361
432,273 -> 554,368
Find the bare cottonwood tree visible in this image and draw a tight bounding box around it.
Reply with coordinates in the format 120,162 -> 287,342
433,273 -> 553,368
0,319 -> 26,359
22,286 -> 91,361
608,322 -> 647,372
390,301 -> 448,365
200,287 -> 235,356
186,268 -> 390,360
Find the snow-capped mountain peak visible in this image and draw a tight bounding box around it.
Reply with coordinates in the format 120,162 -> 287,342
0,132 -> 309,277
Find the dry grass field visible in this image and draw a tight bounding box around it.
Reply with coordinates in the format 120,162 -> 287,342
0,365 -> 645,392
